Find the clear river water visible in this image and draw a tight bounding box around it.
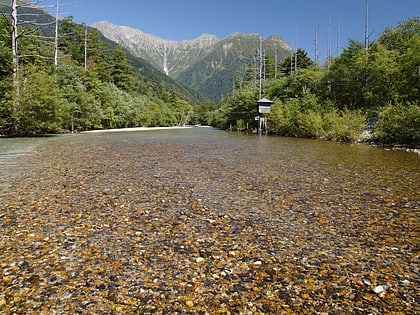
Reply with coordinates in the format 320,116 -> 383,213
0,127 -> 418,313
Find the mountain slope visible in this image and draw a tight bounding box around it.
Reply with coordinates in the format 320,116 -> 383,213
93,21 -> 220,78
93,21 -> 293,101
177,32 -> 292,101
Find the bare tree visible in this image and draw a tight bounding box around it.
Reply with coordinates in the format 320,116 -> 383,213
11,0 -> 19,105
7,0 -> 59,131
259,37 -> 263,99
54,0 -> 59,66
314,19 -> 319,63
327,14 -> 332,69
364,0 -> 369,52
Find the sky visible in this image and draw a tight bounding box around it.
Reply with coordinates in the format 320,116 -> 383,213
41,0 -> 419,61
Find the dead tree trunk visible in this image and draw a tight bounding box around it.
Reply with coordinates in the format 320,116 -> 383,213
10,0 -> 20,133
11,0 -> 19,102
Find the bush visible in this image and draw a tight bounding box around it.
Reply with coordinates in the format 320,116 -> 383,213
267,99 -> 299,136
375,102 -> 420,146
297,109 -> 325,138
323,109 -> 366,142
268,96 -> 366,142
235,119 -> 247,131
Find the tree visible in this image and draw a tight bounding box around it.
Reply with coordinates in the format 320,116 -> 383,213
378,17 -> 420,103
15,65 -> 62,135
280,48 -> 314,75
0,10 -> 12,81
397,35 -> 420,102
111,45 -> 135,91
324,40 -> 366,110
378,17 -> 420,52
364,42 -> 399,108
59,18 -> 89,66
220,86 -> 259,129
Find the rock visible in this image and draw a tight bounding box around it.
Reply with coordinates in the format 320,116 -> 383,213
212,273 -> 220,279
252,260 -> 263,267
373,285 -> 384,294
196,257 -> 205,263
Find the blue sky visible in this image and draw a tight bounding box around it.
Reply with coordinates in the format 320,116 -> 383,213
42,0 -> 418,61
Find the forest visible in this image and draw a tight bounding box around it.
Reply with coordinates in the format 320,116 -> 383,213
0,1 -> 419,147
207,17 -> 420,147
0,1 -> 199,136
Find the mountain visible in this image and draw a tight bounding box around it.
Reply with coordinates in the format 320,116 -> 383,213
93,21 -> 293,101
95,33 -> 206,104
93,21 -> 219,78
177,33 -> 292,101
0,0 -> 56,36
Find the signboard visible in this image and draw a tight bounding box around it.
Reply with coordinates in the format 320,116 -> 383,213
258,105 -> 271,113
257,98 -> 273,114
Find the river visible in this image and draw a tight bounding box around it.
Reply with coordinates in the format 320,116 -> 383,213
0,127 -> 418,313
0,137 -> 49,194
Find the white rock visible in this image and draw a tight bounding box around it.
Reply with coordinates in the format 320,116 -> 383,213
195,257 -> 205,263
373,285 -> 384,294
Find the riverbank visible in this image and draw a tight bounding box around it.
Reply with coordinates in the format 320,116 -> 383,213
0,129 -> 418,314
82,126 -> 194,133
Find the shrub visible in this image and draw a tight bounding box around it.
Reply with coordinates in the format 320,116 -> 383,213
323,109 -> 366,142
375,102 -> 420,146
297,109 -> 326,138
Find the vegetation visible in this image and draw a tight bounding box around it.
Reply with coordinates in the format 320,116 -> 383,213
210,17 -> 419,147
0,1 -> 418,148
0,2 -> 199,136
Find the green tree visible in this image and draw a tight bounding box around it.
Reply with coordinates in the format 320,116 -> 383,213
378,17 -> 420,52
220,86 -> 259,129
397,35 -> 420,102
15,66 -> 62,135
111,45 -> 135,91
364,42 -> 399,108
264,50 -> 277,79
375,102 -> 420,145
324,40 -> 367,110
280,48 -> 314,75
244,59 -> 257,86
0,14 -> 13,134
0,13 -> 12,81
376,17 -> 420,104
59,18 -> 86,66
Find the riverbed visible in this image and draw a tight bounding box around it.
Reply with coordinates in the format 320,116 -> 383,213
0,128 -> 419,314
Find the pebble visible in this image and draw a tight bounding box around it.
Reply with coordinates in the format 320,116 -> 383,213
195,257 -> 205,263
0,131 -> 418,314
373,285 -> 384,294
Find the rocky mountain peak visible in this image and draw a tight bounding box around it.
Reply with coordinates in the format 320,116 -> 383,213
93,21 -> 220,76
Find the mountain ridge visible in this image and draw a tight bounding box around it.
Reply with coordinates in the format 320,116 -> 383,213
93,21 -> 220,77
93,21 -> 293,101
